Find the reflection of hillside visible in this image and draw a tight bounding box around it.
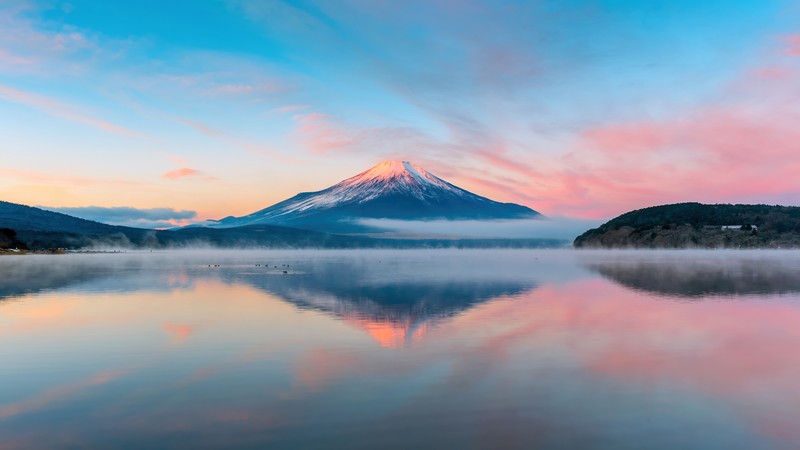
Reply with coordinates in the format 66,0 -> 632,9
0,258 -> 117,300
585,257 -> 800,298
0,256 -> 189,300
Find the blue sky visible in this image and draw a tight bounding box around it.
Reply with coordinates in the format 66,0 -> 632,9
1,0 -> 799,223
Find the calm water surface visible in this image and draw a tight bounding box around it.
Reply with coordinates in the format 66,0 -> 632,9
2,249 -> 800,449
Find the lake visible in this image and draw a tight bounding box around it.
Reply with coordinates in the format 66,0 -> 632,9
2,249 -> 800,449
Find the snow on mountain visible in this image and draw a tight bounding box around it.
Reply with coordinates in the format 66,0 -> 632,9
210,160 -> 541,232
267,160 -> 466,214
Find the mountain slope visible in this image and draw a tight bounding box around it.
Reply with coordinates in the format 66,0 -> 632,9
212,160 -> 540,232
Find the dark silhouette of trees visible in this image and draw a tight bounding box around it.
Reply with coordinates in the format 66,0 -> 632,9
0,228 -> 26,250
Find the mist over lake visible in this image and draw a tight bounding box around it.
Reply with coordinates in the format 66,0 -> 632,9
3,249 -> 800,449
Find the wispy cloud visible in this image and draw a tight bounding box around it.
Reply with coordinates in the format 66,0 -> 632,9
271,104 -> 310,114
211,81 -> 286,96
357,217 -> 601,240
291,112 -> 353,154
175,117 -> 223,137
2,0 -> 799,220
0,167 -> 145,188
0,84 -> 142,137
162,167 -> 217,181
149,60 -> 296,102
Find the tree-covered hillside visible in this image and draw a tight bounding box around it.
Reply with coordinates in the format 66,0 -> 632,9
574,203 -> 800,248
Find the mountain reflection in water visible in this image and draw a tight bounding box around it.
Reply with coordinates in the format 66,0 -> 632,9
3,250 -> 800,450
0,251 -> 554,348
233,259 -> 539,348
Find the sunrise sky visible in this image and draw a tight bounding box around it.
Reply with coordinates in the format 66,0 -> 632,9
1,0 -> 799,227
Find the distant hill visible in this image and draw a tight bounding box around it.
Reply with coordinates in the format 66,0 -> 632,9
574,203 -> 800,248
0,200 -> 138,235
0,201 -> 564,250
0,200 -> 159,249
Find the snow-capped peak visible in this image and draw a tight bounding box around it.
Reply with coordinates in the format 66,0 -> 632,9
301,160 -> 464,208
341,160 -> 451,189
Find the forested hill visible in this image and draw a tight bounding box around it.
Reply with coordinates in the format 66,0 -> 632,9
0,200 -> 134,234
574,203 -> 800,249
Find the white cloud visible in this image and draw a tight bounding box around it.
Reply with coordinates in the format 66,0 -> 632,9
356,217 -> 603,240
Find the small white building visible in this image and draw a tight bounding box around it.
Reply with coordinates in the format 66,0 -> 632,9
721,225 -> 757,230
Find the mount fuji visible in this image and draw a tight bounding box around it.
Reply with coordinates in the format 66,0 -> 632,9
208,160 -> 541,233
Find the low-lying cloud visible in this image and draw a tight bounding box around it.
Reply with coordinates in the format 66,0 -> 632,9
42,206 -> 198,229
357,218 -> 603,241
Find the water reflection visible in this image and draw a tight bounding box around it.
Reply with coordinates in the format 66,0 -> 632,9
2,250 -> 800,449
0,254 -> 192,300
233,257 -> 539,348
0,251 -> 554,348
581,251 -> 800,297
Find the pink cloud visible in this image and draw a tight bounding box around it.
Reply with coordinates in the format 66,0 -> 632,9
454,40 -> 800,218
780,34 -> 800,56
162,168 -> 203,180
561,104 -> 800,217
405,91 -> 800,218
475,149 -> 547,180
581,122 -> 670,154
292,112 -> 354,154
426,87 -> 800,219
753,66 -> 793,80
450,172 -> 542,206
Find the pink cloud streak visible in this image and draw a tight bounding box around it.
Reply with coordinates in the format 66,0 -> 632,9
162,168 -> 208,180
